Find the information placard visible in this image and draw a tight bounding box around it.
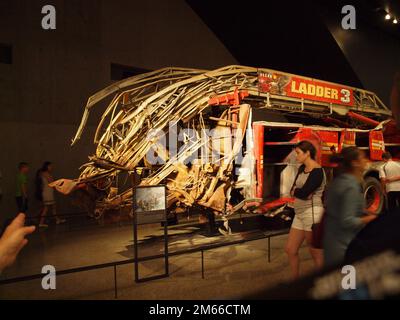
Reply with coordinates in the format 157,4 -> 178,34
132,184 -> 169,282
134,185 -> 167,225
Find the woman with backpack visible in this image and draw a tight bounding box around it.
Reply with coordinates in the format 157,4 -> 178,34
285,141 -> 325,280
35,162 -> 66,228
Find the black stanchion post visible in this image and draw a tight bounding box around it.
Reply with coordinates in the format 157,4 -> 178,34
201,250 -> 204,279
132,172 -> 139,283
268,237 -> 271,263
114,265 -> 118,299
164,210 -> 169,276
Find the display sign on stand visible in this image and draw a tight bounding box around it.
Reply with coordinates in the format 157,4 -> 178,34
132,184 -> 169,283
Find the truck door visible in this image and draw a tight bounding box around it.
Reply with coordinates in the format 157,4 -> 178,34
369,130 -> 384,160
338,130 -> 356,152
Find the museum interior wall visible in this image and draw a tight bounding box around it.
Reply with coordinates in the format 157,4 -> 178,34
188,0 -> 400,107
0,0 -> 237,224
317,3 -> 400,107
187,1 -> 365,97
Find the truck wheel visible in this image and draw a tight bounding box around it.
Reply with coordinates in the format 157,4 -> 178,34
363,177 -> 384,214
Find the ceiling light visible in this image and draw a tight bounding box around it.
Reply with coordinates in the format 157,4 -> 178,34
394,18 -> 398,24
385,13 -> 391,20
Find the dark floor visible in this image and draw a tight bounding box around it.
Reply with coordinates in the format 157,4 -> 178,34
0,214 -> 316,299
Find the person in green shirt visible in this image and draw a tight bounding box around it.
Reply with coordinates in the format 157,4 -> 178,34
16,162 -> 29,213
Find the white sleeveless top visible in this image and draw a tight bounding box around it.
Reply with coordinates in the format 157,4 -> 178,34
293,168 -> 326,215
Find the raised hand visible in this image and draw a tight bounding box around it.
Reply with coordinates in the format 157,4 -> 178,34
0,213 -> 36,272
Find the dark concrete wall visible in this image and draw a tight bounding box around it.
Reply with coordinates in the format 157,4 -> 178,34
318,3 -> 400,107
0,0 -> 237,223
327,23 -> 400,107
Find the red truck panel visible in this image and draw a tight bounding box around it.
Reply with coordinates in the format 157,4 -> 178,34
370,130 -> 384,160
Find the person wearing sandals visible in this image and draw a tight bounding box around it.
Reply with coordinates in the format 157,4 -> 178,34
285,141 -> 325,280
36,162 -> 66,228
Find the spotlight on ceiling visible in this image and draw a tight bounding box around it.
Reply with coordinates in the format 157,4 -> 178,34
385,13 -> 391,20
394,18 -> 398,24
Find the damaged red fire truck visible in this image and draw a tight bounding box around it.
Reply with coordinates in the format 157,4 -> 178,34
51,65 -> 399,223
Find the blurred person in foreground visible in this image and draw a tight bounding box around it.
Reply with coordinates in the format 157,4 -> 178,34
323,146 -> 377,268
0,213 -> 35,274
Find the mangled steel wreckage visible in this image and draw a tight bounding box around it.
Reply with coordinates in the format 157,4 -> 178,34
51,65 -> 395,220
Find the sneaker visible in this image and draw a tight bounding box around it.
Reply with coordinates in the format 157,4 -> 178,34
218,217 -> 232,236
56,219 -> 66,225
39,223 -> 49,228
218,227 -> 229,236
